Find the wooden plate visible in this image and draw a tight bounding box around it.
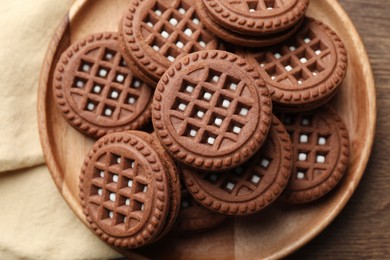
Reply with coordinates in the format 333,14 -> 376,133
38,0 -> 376,258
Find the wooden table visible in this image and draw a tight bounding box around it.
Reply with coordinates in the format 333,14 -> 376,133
289,0 -> 390,258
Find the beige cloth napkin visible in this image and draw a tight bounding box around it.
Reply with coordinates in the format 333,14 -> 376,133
0,0 -> 69,172
0,0 -> 119,258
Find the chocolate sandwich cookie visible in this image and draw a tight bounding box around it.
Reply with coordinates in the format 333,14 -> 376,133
278,106 -> 349,204
79,131 -> 180,248
182,116 -> 292,215
153,51 -> 272,171
202,0 -> 309,35
54,32 -> 153,139
119,0 -> 220,86
243,18 -> 348,111
174,185 -> 226,233
196,0 -> 304,47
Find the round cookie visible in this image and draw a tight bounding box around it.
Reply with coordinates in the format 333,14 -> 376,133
174,185 -> 226,233
153,50 -> 272,171
119,0 -> 220,86
181,116 -> 292,215
277,106 -> 350,204
53,32 -> 153,139
243,18 -> 348,111
202,0 -> 309,35
79,131 -> 179,248
195,0 -> 304,47
134,132 -> 181,243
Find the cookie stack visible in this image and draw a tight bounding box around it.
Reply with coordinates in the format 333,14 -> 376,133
52,0 -> 350,250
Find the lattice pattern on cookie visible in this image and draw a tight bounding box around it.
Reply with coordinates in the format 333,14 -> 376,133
201,142 -> 274,196
253,27 -> 331,88
169,68 -> 255,150
282,113 -> 332,182
141,0 -> 213,62
89,151 -> 149,229
228,0 -> 285,12
71,46 -> 145,120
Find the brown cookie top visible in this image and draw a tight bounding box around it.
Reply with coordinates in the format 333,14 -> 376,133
119,0 -> 220,85
202,0 -> 309,35
196,0 -> 303,47
79,131 -> 176,248
243,18 -> 348,108
278,106 -> 349,204
174,185 -> 226,233
153,51 -> 272,171
181,116 -> 292,215
54,32 -> 153,139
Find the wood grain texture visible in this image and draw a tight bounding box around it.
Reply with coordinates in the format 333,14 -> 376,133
289,0 -> 390,259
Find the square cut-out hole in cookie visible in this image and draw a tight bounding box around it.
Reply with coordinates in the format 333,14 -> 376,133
110,153 -> 121,165
293,70 -> 309,85
172,98 -> 189,112
150,36 -> 165,52
207,173 -> 219,183
318,136 -> 328,145
316,153 -> 327,164
296,168 -> 308,180
216,95 -> 232,110
234,166 -> 244,176
191,105 -> 207,120
131,78 -> 142,88
235,103 -> 251,117
96,66 -> 110,78
103,49 -> 116,62
108,88 -> 121,100
265,65 -> 284,81
223,75 -> 240,92
307,61 -> 325,76
299,133 -> 310,143
281,57 -> 298,72
90,184 -> 103,197
73,77 -> 87,88
223,181 -> 236,193
296,49 -> 313,64
301,116 -> 312,126
79,60 -> 93,73
123,158 -> 135,170
196,33 -> 211,50
91,83 -> 104,94
207,69 -> 222,84
85,99 -> 98,112
180,79 -> 196,94
101,208 -> 113,220
201,131 -> 218,146
120,58 -> 128,68
126,94 -> 138,105
177,1 -> 190,15
133,200 -> 145,211
102,105 -> 115,117
311,40 -> 328,56
227,121 -> 244,135
250,174 -> 261,185
114,213 -> 126,225
260,158 -> 271,169
209,113 -> 225,127
301,29 -> 316,44
114,73 -> 127,84
298,151 -> 309,161
165,46 -> 180,62
199,87 -> 214,102
94,168 -> 105,179
184,124 -> 199,138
